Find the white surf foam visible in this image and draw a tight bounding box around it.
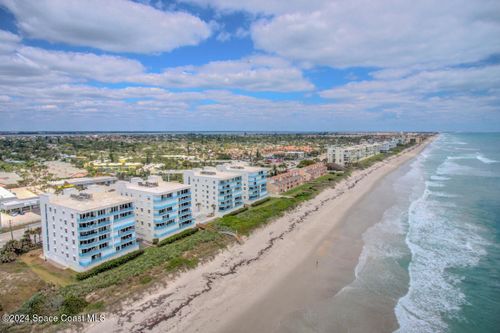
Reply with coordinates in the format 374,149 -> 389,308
394,182 -> 488,333
425,181 -> 444,188
428,191 -> 459,198
430,175 -> 450,181
476,153 -> 498,164
437,160 -> 496,178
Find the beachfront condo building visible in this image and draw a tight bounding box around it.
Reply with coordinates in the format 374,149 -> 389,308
114,176 -> 194,243
267,162 -> 328,194
216,164 -> 268,203
267,169 -> 304,194
327,143 -> 385,166
40,187 -> 138,272
183,168 -> 244,216
297,162 -> 328,182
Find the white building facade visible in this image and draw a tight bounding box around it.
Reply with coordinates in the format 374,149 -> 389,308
216,164 -> 268,204
114,176 -> 195,243
40,187 -> 139,272
327,143 -> 384,166
183,168 -> 244,216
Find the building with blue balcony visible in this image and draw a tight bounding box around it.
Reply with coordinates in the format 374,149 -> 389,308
40,187 -> 139,272
216,164 -> 268,204
183,168 -> 244,217
114,176 -> 195,243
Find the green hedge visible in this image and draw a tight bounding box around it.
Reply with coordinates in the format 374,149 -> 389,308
250,197 -> 271,207
75,249 -> 145,280
226,206 -> 249,216
157,227 -> 199,247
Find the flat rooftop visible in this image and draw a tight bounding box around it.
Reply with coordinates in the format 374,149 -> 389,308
46,190 -> 131,212
189,169 -> 240,180
224,165 -> 267,173
0,186 -> 16,200
124,181 -> 189,194
9,187 -> 38,199
49,176 -> 117,186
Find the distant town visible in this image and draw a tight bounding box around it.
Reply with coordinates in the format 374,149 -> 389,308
0,131 -> 431,328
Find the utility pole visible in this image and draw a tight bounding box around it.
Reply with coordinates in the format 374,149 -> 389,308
9,219 -> 14,241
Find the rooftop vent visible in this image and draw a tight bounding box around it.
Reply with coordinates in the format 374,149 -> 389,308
138,181 -> 158,187
70,193 -> 93,201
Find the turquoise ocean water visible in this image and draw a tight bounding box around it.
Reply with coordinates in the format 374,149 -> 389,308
354,133 -> 500,333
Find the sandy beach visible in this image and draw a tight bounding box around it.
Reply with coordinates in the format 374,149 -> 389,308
82,139 -> 432,333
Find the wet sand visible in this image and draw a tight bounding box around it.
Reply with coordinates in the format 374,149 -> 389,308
223,156 -> 416,333
82,140 -> 432,333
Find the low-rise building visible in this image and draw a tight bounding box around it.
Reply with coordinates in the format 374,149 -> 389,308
0,186 -> 40,215
40,187 -> 139,271
267,169 -> 303,194
183,168 -> 244,216
114,176 -> 194,242
216,164 -> 268,203
49,176 -> 117,189
298,162 -> 328,181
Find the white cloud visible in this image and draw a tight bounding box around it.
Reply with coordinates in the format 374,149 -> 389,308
0,29 -> 310,92
0,29 -> 21,54
16,47 -> 146,82
320,65 -> 500,100
250,0 -> 500,68
319,65 -> 500,126
0,0 -> 212,53
136,55 -> 314,92
0,31 -> 146,86
180,0 -> 329,15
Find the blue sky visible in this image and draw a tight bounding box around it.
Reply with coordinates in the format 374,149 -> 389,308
0,0 -> 499,132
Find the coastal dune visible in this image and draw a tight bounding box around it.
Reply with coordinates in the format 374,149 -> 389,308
83,140 -> 432,333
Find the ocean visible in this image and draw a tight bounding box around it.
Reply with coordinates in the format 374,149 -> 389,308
353,133 -> 500,333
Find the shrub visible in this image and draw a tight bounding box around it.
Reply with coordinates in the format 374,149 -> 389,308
165,256 -> 198,272
226,206 -> 248,216
152,238 -> 159,245
0,249 -> 17,263
157,227 -> 199,247
250,197 -> 271,207
75,249 -> 144,280
60,295 -> 88,315
139,275 -> 153,284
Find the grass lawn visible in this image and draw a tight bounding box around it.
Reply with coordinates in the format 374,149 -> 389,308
19,249 -> 76,287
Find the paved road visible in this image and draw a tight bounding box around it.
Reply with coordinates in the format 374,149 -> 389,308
0,222 -> 41,247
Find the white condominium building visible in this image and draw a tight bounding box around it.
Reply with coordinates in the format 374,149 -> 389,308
327,143 -> 384,166
114,176 -> 194,242
183,168 -> 244,216
40,187 -> 138,272
216,164 -> 268,203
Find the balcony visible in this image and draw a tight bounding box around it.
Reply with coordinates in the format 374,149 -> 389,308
154,201 -> 177,210
78,219 -> 110,232
153,195 -> 175,203
113,214 -> 134,224
80,245 -> 111,257
80,237 -> 111,250
79,228 -> 110,240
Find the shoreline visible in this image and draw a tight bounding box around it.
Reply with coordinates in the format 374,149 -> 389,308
83,139 -> 434,333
